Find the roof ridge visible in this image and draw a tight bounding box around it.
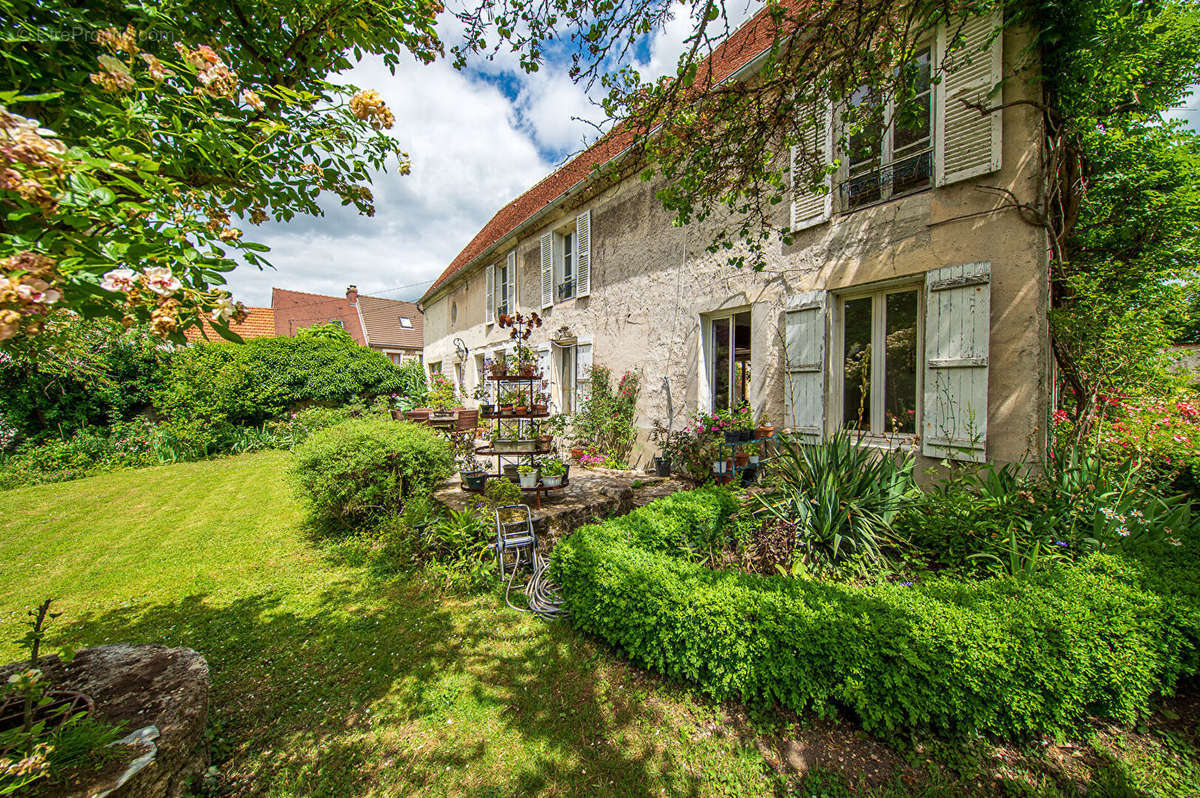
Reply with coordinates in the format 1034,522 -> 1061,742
420,4 -> 786,302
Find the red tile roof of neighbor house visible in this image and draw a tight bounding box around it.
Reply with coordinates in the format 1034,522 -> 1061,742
420,4 -> 789,303
183,306 -> 276,343
271,286 -> 422,350
272,287 -> 367,344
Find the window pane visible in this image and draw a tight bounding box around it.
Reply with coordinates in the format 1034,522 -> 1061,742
893,91 -> 931,153
884,291 -> 919,434
848,85 -> 883,171
734,312 -> 751,407
842,297 -> 872,431
713,317 -> 731,413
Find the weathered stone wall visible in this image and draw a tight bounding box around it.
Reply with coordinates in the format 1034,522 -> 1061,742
424,28 -> 1050,469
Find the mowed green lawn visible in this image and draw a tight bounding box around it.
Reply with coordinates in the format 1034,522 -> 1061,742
0,451 -> 778,797
6,451 -> 1200,798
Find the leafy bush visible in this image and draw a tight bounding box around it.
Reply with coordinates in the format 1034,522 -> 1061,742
551,488 -> 1200,739
898,448 -> 1193,576
756,430 -> 915,574
289,419 -> 453,528
484,477 -> 522,508
572,366 -> 640,465
0,316 -> 167,442
156,334 -> 411,426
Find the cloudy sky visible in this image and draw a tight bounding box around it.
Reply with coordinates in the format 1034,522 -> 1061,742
225,3 -> 757,307
225,7 -> 1200,308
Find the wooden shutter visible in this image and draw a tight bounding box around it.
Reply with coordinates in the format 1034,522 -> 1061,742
783,291 -> 827,441
540,232 -> 553,308
922,261 -> 990,462
506,249 -> 517,312
575,338 -> 593,409
790,103 -> 833,231
575,209 -> 591,297
935,10 -> 1003,186
484,263 -> 495,324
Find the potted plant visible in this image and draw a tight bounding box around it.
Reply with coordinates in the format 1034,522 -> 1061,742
502,463 -> 519,480
498,312 -> 543,374
517,463 -> 539,488
428,373 -> 459,419
533,390 -> 549,416
755,416 -> 775,439
734,449 -> 750,467
499,388 -> 520,415
488,352 -> 508,377
541,457 -> 567,488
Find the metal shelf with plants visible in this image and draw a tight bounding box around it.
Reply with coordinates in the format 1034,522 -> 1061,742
464,372 -> 569,508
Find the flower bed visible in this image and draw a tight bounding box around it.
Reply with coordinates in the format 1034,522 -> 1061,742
551,487 -> 1200,738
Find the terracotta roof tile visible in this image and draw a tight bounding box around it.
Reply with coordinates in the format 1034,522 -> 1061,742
420,6 -> 788,303
183,306 -> 276,343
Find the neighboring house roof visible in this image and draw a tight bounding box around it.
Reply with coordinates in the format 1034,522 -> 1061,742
272,287 -> 367,344
271,286 -> 421,349
356,294 -> 423,350
183,306 -> 276,343
420,5 -> 784,303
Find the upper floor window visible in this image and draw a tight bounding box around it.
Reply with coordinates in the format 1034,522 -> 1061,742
540,209 -> 591,307
559,230 -> 575,300
497,261 -> 513,316
485,249 -> 518,324
399,316 -> 414,328
842,47 -> 933,211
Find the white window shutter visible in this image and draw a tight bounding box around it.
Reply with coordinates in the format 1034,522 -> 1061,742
922,261 -> 990,462
783,291 -> 828,441
790,103 -> 833,232
506,249 -> 517,313
540,232 -> 553,308
485,263 -> 495,325
935,10 -> 1003,186
575,209 -> 591,297
575,338 -> 593,409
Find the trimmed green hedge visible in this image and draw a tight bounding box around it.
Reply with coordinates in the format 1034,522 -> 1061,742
551,487 -> 1200,737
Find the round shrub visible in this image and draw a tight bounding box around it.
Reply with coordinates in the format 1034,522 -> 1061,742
551,488 -> 1200,739
289,420 -> 453,528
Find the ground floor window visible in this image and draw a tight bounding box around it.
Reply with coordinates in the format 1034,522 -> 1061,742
557,345 -> 574,414
838,286 -> 920,436
708,311 -> 752,413
428,361 -> 442,376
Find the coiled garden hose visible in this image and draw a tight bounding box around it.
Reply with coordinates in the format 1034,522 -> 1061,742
503,547 -> 567,620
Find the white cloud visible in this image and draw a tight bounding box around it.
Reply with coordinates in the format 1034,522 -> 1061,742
225,53 -> 551,306
221,3 -> 764,307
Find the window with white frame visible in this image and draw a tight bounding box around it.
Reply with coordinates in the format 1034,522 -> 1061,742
842,46 -> 933,211
706,311 -> 752,413
399,315 -> 414,328
557,229 -> 575,301
496,260 -> 512,316
837,286 -> 921,436
540,210 -> 591,308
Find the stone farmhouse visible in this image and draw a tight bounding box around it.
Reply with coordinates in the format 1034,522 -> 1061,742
420,8 -> 1049,467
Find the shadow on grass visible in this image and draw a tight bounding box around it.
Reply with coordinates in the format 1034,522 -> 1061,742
45,575 -> 711,796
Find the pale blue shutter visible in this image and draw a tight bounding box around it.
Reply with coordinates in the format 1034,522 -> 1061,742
783,291 -> 827,441
922,261 -> 990,462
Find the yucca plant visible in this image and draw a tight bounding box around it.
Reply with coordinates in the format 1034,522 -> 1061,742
757,429 -> 916,573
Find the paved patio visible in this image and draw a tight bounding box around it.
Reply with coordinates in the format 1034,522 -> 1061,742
433,467 -> 690,542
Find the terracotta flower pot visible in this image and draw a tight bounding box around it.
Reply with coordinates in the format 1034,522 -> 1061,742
570,447 -> 584,461
515,405 -> 529,416
755,425 -> 774,440
734,450 -> 750,467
